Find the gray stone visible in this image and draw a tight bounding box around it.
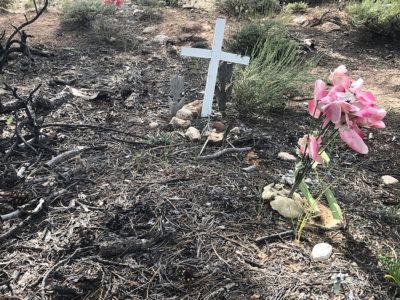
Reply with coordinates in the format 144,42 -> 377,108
321,22 -> 341,32
154,34 -> 169,43
170,117 -> 190,129
143,26 -> 157,34
176,108 -> 193,120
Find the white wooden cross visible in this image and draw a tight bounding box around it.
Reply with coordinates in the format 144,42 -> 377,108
181,18 -> 250,117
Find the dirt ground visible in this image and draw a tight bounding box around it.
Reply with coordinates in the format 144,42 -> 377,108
0,1 -> 399,299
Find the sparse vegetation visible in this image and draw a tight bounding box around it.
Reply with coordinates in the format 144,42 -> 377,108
232,27 -> 316,116
381,255 -> 400,288
226,19 -> 287,58
214,0 -> 280,18
285,1 -> 308,13
346,0 -> 400,38
59,0 -> 116,30
0,0 -> 14,8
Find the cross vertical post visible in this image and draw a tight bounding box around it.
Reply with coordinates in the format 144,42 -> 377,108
181,18 -> 250,117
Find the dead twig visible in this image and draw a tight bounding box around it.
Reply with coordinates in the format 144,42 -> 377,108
255,230 -> 294,243
197,147 -> 252,160
40,247 -> 91,300
204,283 -> 236,300
45,145 -> 107,168
0,189 -> 66,243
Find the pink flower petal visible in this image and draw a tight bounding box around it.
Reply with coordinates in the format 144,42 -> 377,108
314,80 -> 327,100
308,99 -> 321,118
339,129 -> 368,154
350,78 -> 363,92
325,102 -> 342,124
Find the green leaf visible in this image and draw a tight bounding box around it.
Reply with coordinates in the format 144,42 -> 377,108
320,151 -> 330,163
321,181 -> 343,220
6,117 -> 13,125
298,180 -> 318,212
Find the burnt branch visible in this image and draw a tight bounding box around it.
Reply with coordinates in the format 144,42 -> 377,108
0,0 -> 49,71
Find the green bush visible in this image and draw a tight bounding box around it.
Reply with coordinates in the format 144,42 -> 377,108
285,1 -> 308,13
0,0 -> 14,8
226,19 -> 286,58
214,0 -> 280,18
59,0 -> 116,30
346,0 -> 400,38
232,22 -> 316,116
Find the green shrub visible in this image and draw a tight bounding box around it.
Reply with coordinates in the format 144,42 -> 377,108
59,0 -> 116,30
380,256 -> 400,287
285,1 -> 308,13
0,0 -> 14,9
214,0 -> 280,18
346,0 -> 400,38
226,19 -> 286,58
232,23 -> 316,116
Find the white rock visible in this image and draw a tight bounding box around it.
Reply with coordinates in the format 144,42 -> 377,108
262,184 -> 275,200
185,127 -> 201,142
321,22 -> 341,32
170,117 -> 190,129
176,108 -> 193,120
143,26 -> 157,34
182,100 -> 202,116
149,122 -> 159,129
382,175 -> 399,185
154,34 -> 169,43
208,132 -> 223,143
311,243 -> 333,260
270,196 -> 303,219
293,16 -> 307,25
230,127 -> 240,134
278,152 -> 297,161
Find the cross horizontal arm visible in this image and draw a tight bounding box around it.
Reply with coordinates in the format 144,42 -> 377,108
220,52 -> 250,65
181,47 -> 212,59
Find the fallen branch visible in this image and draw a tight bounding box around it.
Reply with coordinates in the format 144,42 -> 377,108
40,247 -> 91,300
45,145 -> 107,168
204,283 -> 236,300
255,230 -> 294,243
0,189 -> 66,243
197,147 -> 252,160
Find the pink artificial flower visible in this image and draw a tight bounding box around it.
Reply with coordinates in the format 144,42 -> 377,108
329,65 -> 350,89
337,120 -> 368,154
308,79 -> 327,118
102,0 -> 123,8
308,65 -> 386,154
349,78 -> 376,106
298,134 -> 324,163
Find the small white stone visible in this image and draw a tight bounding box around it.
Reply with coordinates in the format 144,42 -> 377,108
381,175 -> 399,185
293,16 -> 307,25
154,34 -> 169,43
311,243 -> 333,260
278,152 -> 297,161
143,26 -> 157,34
170,117 -> 190,129
176,108 -> 193,120
149,122 -> 159,129
208,132 -> 223,143
230,127 -> 240,135
182,100 -> 202,116
185,127 -> 201,142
